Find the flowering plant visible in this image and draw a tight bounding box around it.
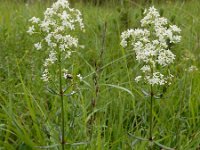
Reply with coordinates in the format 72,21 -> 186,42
28,0 -> 84,83
121,6 -> 181,86
28,0 -> 84,148
121,6 -> 181,146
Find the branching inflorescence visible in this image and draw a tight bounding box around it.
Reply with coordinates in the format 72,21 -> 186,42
27,0 -> 84,148
121,6 -> 181,147
27,0 -> 84,83
121,6 -> 181,86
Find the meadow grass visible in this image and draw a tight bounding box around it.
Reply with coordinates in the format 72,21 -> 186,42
0,0 -> 200,149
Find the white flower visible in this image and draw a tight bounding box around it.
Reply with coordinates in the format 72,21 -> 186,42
154,17 -> 168,27
63,68 -> 72,79
60,11 -> 69,20
44,8 -> 55,17
77,74 -> 83,81
135,76 -> 142,83
188,65 -> 198,72
120,29 -> 135,47
157,49 -> 175,66
44,51 -> 57,67
63,73 -> 72,79
65,51 -> 72,58
145,72 -> 166,86
141,6 -> 160,27
71,91 -> 76,95
28,0 -> 85,82
79,45 -> 85,49
40,20 -> 50,32
170,35 -> 181,43
141,65 -> 151,73
34,42 -> 42,50
45,34 -> 52,46
121,6 -> 181,86
27,25 -> 35,35
29,17 -> 40,24
170,25 -> 181,33
41,69 -> 49,82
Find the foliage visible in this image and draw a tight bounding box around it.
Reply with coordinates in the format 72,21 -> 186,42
0,0 -> 200,149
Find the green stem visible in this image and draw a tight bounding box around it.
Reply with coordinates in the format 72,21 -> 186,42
149,84 -> 153,145
59,52 -> 65,150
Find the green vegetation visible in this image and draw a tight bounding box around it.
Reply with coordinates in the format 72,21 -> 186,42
0,0 -> 200,149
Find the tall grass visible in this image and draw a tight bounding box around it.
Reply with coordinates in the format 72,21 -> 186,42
0,0 -> 200,149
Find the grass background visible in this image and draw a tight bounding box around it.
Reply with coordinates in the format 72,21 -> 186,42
0,0 -> 200,149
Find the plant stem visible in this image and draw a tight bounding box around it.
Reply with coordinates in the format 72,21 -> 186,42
149,84 -> 153,142
59,52 -> 65,150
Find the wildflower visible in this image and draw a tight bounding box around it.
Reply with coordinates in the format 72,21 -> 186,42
77,74 -> 83,81
170,25 -> 181,33
188,65 -> 198,72
28,0 -> 84,82
29,17 -> 40,24
145,72 -> 166,86
121,6 -> 181,86
71,91 -> 76,95
43,51 -> 57,67
64,51 -> 72,58
27,25 -> 35,35
141,65 -> 151,73
157,49 -> 175,66
63,73 -> 73,79
135,76 -> 142,83
29,2 -> 84,148
34,42 -> 42,50
41,69 -> 50,82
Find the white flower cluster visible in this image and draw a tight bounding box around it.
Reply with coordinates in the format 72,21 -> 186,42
188,65 -> 198,72
28,0 -> 84,82
121,6 -> 181,86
